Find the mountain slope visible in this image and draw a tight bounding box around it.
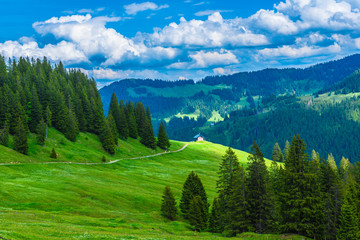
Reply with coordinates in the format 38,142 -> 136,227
100,54 -> 360,121
0,130 -> 301,240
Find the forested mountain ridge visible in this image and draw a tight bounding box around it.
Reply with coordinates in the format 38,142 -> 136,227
100,54 -> 360,120
0,56 -> 166,156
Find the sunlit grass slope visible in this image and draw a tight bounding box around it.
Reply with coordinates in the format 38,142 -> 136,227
0,132 -> 302,239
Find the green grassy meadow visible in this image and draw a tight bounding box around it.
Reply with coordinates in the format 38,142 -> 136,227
0,130 -> 304,239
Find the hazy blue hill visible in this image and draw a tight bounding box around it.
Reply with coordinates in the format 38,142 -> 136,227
100,54 -> 360,121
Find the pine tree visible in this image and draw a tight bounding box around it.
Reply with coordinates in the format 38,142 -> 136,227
13,118 -> 28,155
0,123 -> 9,146
36,119 -> 47,145
161,186 -> 177,221
246,141 -> 272,234
216,147 -> 241,230
337,179 -> 360,240
188,195 -> 207,231
28,86 -> 43,133
319,158 -> 341,240
135,102 -> 146,138
208,198 -> 222,233
279,135 -> 323,238
217,147 -> 240,198
283,140 -> 290,161
180,171 -> 208,219
106,113 -> 118,145
50,147 -> 57,159
64,109 -> 79,142
227,165 -> 249,235
118,99 -> 129,139
100,119 -> 116,154
140,116 -> 156,149
108,92 -> 122,134
126,101 -> 138,139
157,121 -> 170,149
272,142 -> 283,162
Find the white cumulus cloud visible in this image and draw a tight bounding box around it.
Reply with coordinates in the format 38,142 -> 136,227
146,12 -> 269,48
124,2 -> 169,15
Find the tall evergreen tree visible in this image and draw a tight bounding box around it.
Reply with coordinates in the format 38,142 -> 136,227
100,119 -> 116,154
246,141 -> 272,233
157,121 -> 170,149
208,198 -> 222,233
140,116 -> 156,149
135,102 -> 146,138
118,99 -> 129,139
227,165 -> 249,235
272,142 -> 283,162
279,135 -> 323,238
337,179 -> 360,240
216,147 -> 241,231
126,101 -> 138,139
161,186 -> 177,221
28,86 -> 43,133
108,92 -> 122,134
180,171 -> 208,220
64,109 -> 79,142
0,123 -> 9,147
319,158 -> 341,240
188,195 -> 208,231
283,140 -> 290,161
36,119 -> 47,145
13,118 -> 28,155
106,113 -> 118,145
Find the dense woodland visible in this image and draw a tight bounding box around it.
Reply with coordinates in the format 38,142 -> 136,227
162,136 -> 360,240
100,54 -> 360,120
0,56 -> 170,155
200,94 -> 360,164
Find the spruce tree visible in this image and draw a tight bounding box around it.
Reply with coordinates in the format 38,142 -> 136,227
188,195 -> 207,231
272,142 -> 283,162
279,135 -> 323,238
283,140 -> 290,161
227,165 -> 249,235
64,109 -> 79,142
217,147 -> 240,198
108,92 -> 122,134
126,101 -> 138,139
36,119 -> 47,145
337,180 -> 360,240
28,86 -> 43,133
13,118 -> 28,155
0,123 -> 9,147
216,147 -> 241,230
135,102 -> 146,138
157,121 -> 170,150
161,186 -> 177,221
246,141 -> 272,234
118,99 -> 129,139
100,119 -> 116,154
319,159 -> 341,240
180,171 -> 208,219
140,116 -> 156,149
106,113 -> 118,145
208,198 -> 222,233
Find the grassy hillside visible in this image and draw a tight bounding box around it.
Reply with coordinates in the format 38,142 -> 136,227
0,131 -> 306,239
0,128 -> 183,164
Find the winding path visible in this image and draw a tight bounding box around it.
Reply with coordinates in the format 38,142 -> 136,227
0,144 -> 189,166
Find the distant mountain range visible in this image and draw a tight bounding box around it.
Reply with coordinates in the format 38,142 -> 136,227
99,54 -> 360,163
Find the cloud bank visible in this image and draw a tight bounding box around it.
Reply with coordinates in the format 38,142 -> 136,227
2,0 -> 360,85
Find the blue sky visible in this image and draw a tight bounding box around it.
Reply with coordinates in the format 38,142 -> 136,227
1,0 -> 360,87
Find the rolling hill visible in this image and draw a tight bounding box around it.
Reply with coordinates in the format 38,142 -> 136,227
99,54 -> 360,121
0,128 -> 308,240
